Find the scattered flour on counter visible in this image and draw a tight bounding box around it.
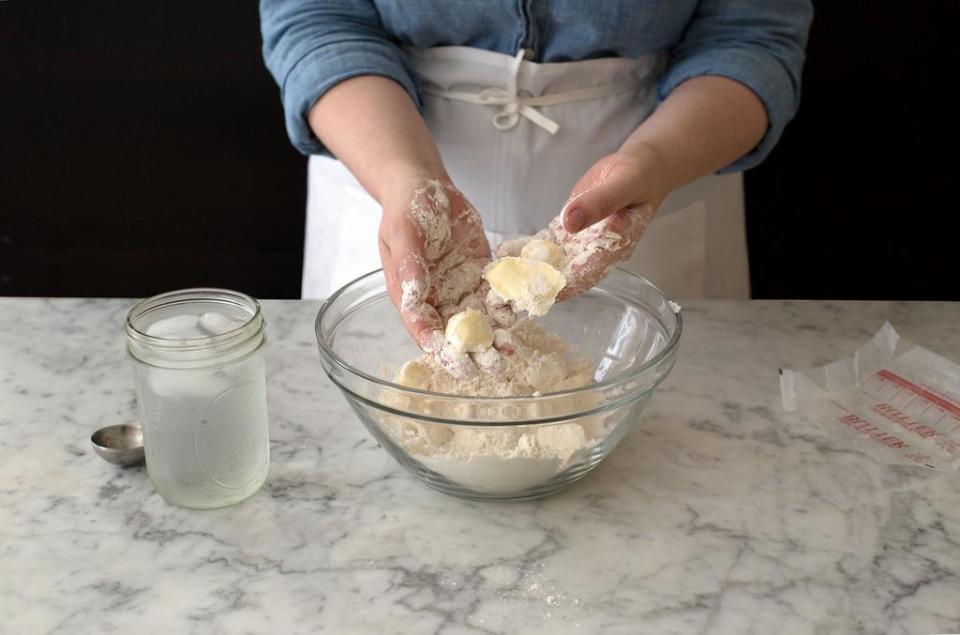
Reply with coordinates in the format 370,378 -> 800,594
380,320 -> 611,494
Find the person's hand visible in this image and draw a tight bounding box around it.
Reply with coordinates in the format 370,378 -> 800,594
499,142 -> 664,300
380,176 -> 515,378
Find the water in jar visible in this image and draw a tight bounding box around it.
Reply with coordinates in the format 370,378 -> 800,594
133,305 -> 269,508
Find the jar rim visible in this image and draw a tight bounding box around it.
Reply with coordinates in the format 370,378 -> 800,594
125,287 -> 263,355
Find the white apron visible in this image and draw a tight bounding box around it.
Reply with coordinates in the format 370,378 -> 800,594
303,46 -> 750,300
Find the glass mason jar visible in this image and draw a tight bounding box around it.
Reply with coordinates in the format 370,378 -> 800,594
125,288 -> 270,508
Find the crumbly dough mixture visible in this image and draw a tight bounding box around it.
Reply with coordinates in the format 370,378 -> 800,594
380,320 -> 610,494
397,320 -> 591,397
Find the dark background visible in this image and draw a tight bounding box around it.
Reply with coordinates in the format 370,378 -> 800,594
1,1 -> 957,300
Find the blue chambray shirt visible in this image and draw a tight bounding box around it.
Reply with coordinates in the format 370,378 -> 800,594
260,0 -> 812,172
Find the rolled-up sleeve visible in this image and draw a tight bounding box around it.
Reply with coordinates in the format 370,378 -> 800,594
260,0 -> 420,155
658,0 -> 813,172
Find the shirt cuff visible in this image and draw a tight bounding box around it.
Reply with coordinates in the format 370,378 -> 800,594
658,46 -> 799,172
281,42 -> 421,156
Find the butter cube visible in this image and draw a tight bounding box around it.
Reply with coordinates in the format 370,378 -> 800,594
520,239 -> 565,268
445,308 -> 495,353
395,359 -> 432,389
483,256 -> 566,317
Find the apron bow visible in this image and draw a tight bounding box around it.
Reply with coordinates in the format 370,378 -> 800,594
420,48 -> 638,137
475,86 -> 560,134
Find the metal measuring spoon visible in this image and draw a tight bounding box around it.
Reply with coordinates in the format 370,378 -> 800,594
91,423 -> 145,467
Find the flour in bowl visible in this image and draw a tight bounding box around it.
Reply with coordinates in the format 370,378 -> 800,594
396,320 -> 591,397
380,320 -> 612,494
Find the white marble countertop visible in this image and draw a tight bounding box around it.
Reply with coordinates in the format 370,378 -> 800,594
2,298 -> 960,634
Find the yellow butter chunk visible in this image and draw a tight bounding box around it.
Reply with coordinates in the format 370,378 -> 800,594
395,359 -> 433,389
520,239 -> 565,268
483,256 -> 567,317
445,309 -> 495,353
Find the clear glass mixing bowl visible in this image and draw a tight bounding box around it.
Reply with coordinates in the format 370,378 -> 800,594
315,268 -> 681,501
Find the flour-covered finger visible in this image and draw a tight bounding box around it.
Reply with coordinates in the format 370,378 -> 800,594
557,203 -> 656,301
437,303 -> 461,320
480,282 -> 517,327
457,292 -> 485,313
420,330 -> 477,379
397,254 -> 429,310
431,258 -> 487,308
405,304 -> 444,352
471,347 -> 504,374
492,328 -> 518,356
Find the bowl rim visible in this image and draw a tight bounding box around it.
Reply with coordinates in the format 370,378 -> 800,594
315,267 -> 682,403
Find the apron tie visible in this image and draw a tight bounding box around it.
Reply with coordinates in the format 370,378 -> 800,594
420,49 -> 637,136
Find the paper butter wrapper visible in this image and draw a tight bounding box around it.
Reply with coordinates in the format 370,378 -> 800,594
780,322 -> 960,471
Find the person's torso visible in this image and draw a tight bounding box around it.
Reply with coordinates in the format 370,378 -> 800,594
371,0 -> 699,62
406,45 -> 665,235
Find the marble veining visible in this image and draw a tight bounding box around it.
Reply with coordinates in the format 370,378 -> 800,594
1,298 -> 960,634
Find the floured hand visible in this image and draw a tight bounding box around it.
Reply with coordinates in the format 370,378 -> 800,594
498,144 -> 664,300
380,177 -> 516,378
